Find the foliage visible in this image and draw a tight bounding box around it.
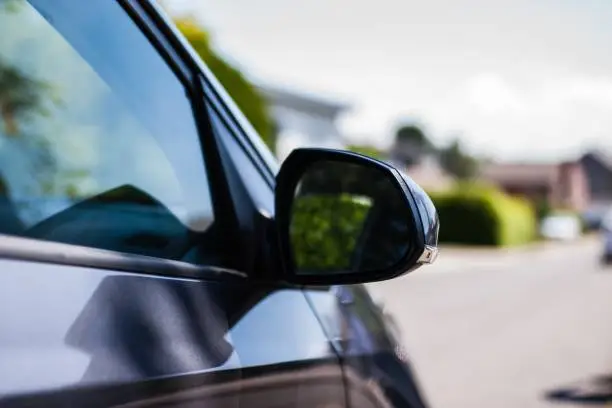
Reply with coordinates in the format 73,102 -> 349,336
395,124 -> 433,150
428,185 -> 536,246
452,180 -> 499,195
347,144 -> 384,160
0,58 -> 56,136
439,138 -> 479,180
0,55 -> 71,199
392,123 -> 480,180
0,0 -> 21,13
290,194 -> 372,271
175,18 -> 275,151
534,198 -> 552,222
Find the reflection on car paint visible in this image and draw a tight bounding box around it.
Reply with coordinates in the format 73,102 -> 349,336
306,285 -> 430,407
0,259 -> 346,407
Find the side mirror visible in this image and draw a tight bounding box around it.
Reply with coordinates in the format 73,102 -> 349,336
275,148 -> 439,285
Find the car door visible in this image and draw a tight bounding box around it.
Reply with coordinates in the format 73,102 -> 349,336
305,285 -> 430,408
0,0 -> 345,407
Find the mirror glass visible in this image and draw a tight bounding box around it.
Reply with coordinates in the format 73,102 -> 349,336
289,159 -> 416,275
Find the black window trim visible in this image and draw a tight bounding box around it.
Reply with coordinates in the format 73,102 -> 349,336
0,234 -> 246,280
201,77 -> 276,189
120,0 -> 193,89
202,78 -> 275,189
124,0 -> 281,276
123,0 -> 272,254
122,0 -> 245,270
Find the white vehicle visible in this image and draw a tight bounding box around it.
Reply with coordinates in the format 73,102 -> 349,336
540,214 -> 581,241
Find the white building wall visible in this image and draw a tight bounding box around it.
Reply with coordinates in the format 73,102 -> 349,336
268,102 -> 346,162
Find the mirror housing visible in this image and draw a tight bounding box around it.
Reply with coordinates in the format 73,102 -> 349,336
275,148 -> 439,285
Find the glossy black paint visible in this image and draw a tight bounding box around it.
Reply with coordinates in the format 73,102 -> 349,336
400,172 -> 440,247
0,260 -> 344,407
305,285 -> 430,408
0,1 -> 432,407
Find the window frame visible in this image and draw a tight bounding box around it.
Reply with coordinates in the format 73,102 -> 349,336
126,0 -> 282,277
125,0 -> 272,254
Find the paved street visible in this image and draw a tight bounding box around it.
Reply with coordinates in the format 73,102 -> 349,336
367,237 -> 612,408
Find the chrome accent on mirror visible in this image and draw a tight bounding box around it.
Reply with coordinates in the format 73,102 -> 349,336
417,245 -> 438,265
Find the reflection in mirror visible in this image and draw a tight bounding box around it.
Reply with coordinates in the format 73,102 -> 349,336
290,160 -> 414,275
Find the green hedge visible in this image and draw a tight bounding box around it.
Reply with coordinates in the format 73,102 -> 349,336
428,186 -> 536,246
290,194 -> 372,271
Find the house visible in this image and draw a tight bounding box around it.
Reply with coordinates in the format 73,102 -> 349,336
385,137 -> 454,192
259,83 -> 453,192
257,84 -> 350,162
387,153 -> 454,192
579,151 -> 612,207
480,161 -> 590,211
387,131 -> 434,168
578,151 -> 612,225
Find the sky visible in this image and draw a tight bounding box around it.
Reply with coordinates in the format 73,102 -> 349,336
164,0 -> 612,161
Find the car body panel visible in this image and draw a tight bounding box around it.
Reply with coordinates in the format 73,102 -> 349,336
0,257 -> 345,407
305,286 -> 430,408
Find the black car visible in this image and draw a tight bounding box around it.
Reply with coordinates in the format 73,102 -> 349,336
0,1 -> 439,407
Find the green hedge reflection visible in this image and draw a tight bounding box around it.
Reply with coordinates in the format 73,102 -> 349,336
290,194 -> 372,272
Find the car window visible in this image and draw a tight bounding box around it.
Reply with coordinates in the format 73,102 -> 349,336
0,0 -> 214,259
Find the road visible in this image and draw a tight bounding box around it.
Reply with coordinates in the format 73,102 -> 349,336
367,237 -> 612,408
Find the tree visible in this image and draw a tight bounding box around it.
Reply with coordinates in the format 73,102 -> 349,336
395,124 -> 433,151
0,1 -> 51,136
0,1 -> 83,202
0,60 -> 54,136
391,123 -> 434,167
439,138 -> 479,180
0,0 -> 21,11
174,18 -> 275,152
0,58 -> 83,201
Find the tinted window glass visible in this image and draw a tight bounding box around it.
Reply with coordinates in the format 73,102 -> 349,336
0,0 -> 214,259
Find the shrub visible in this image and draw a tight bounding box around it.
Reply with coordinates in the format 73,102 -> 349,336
428,186 -> 536,246
534,198 -> 553,222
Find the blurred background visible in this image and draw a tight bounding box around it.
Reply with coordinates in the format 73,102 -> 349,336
162,1 -> 612,407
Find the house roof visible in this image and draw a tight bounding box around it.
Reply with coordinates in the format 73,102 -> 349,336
480,163 -> 560,186
257,84 -> 350,118
581,150 -> 612,171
